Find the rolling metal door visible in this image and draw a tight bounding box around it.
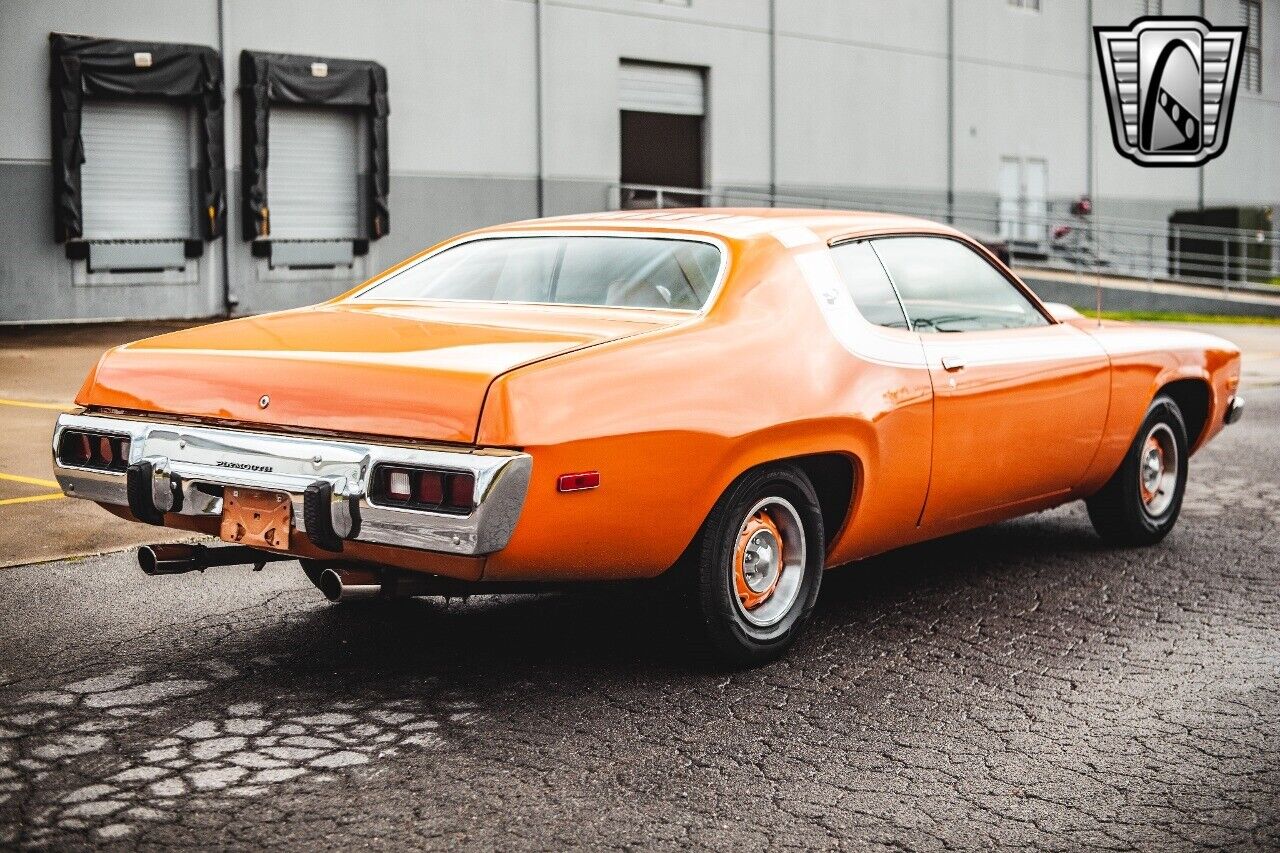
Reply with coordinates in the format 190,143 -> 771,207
80,100 -> 192,240
267,106 -> 360,240
619,61 -> 705,115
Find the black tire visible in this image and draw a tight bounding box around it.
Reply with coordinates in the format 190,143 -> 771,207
299,558 -> 332,596
692,464 -> 825,666
1086,394 -> 1189,546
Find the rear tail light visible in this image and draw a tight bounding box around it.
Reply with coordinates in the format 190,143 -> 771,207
373,465 -> 475,514
416,471 -> 445,504
387,470 -> 412,500
58,430 -> 131,473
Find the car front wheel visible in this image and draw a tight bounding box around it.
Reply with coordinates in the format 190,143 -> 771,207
1086,394 -> 1189,546
693,464 -> 825,666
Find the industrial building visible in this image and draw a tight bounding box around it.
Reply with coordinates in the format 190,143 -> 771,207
0,0 -> 1276,323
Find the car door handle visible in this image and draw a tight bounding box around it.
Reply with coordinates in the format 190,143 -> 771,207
941,356 -> 966,372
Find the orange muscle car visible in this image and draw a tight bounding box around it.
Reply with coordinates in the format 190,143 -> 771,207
53,210 -> 1244,663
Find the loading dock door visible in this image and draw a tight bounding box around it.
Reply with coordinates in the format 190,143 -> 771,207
619,61 -> 705,207
80,100 -> 192,240
267,105 -> 361,241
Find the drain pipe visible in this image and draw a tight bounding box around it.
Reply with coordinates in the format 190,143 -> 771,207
534,0 -> 545,217
216,0 -> 234,316
768,0 -> 777,206
945,0 -> 955,224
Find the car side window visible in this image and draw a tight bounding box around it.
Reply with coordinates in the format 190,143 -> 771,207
829,241 -> 909,330
870,236 -> 1048,333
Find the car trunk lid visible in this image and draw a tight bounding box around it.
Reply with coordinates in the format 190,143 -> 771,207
77,301 -> 681,444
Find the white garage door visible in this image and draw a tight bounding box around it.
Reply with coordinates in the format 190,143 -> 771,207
80,100 -> 192,240
619,61 -> 705,116
267,105 -> 361,240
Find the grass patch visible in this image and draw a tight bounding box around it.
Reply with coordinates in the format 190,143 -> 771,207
1076,308 -> 1280,326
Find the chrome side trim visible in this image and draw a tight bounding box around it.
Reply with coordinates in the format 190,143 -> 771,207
52,413 -> 532,556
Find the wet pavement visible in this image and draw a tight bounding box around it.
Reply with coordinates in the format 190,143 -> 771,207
0,321 -> 1276,849
0,323 -> 198,567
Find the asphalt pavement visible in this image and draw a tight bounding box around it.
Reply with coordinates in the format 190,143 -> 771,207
0,323 -> 1276,850
0,323 -> 197,566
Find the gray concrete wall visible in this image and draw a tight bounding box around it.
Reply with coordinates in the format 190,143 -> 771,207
0,162 -> 225,323
1,0 -> 1278,322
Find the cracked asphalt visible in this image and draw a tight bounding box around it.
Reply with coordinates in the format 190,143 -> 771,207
0,382 -> 1276,850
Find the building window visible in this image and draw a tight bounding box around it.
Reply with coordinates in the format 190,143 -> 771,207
1241,0 -> 1262,92
1008,0 -> 1041,11
1143,0 -> 1162,16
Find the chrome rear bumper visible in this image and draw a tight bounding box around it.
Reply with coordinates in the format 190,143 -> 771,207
52,413 -> 531,556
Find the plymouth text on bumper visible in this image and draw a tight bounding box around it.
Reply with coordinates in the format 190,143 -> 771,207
51,413 -> 532,556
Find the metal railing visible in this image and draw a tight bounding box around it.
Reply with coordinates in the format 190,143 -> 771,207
610,183 -> 1280,296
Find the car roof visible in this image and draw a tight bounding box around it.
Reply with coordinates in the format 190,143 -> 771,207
482,207 -> 966,245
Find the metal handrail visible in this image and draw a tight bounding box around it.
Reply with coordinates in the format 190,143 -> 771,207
609,183 -> 1280,295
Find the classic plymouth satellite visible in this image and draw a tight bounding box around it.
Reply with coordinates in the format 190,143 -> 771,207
53,209 -> 1244,663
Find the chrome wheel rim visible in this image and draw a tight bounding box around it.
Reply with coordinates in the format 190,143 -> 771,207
731,497 -> 806,628
1139,422 -> 1179,517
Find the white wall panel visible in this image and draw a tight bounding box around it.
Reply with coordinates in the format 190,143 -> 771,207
775,34 -> 948,193
776,0 -> 947,55
953,59 -> 1088,198
0,0 -> 218,161
540,1 -> 770,186
223,0 -> 539,179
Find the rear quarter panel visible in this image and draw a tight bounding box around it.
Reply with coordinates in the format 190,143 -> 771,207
475,237 -> 934,580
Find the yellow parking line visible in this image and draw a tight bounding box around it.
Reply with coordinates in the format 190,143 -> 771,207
0,472 -> 61,489
0,492 -> 65,506
0,398 -> 73,411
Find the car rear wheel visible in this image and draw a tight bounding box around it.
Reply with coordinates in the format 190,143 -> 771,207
692,464 -> 825,666
299,558 -> 331,595
1086,394 -> 1189,546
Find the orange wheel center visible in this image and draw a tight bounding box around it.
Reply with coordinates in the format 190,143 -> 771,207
734,510 -> 784,611
1140,436 -> 1164,504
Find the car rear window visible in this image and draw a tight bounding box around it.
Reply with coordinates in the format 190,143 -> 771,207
359,236 -> 722,311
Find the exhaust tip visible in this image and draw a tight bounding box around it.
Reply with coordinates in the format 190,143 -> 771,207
138,546 -> 160,576
318,567 -> 382,602
318,568 -> 344,602
138,543 -> 199,576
